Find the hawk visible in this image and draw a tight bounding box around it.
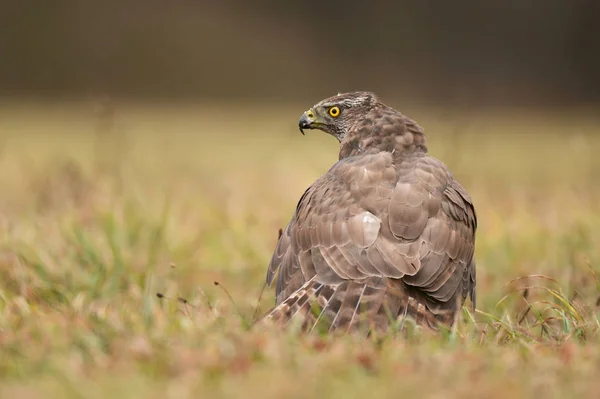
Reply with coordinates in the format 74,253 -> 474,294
261,92 -> 477,335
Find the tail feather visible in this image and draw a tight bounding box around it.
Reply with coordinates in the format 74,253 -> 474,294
330,283 -> 369,332
268,276 -> 323,325
260,277 -> 452,335
309,281 -> 349,333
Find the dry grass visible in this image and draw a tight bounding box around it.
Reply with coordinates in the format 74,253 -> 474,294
0,100 -> 599,398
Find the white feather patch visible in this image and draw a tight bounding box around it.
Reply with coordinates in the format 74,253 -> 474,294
347,211 -> 381,248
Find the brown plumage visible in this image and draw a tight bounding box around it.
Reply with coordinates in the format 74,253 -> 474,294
260,92 -> 477,335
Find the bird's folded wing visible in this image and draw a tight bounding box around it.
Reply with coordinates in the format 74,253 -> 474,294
265,153 -> 476,326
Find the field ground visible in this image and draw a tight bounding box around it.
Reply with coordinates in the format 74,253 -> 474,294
1,100 -> 600,398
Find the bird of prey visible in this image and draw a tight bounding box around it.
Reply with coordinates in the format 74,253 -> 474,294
261,91 -> 477,335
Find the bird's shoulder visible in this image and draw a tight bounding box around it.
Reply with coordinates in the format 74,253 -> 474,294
297,152 -> 460,209
293,152 -> 396,221
292,152 -> 476,238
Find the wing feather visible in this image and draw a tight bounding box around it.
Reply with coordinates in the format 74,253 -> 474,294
264,150 -> 477,331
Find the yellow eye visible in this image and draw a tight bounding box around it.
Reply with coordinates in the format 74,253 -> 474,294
328,106 -> 340,117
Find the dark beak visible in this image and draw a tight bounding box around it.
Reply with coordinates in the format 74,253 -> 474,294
298,112 -> 314,136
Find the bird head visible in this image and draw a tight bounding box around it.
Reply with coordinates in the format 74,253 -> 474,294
298,91 -> 380,142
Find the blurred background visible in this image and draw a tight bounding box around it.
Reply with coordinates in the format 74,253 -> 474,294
2,5 -> 600,389
2,0 -> 600,107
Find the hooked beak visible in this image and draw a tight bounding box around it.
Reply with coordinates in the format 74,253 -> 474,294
298,110 -> 316,135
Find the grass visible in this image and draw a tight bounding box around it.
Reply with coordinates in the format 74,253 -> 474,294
1,99 -> 600,398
